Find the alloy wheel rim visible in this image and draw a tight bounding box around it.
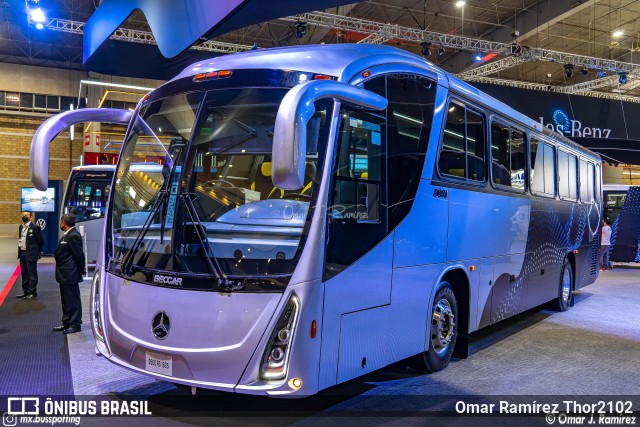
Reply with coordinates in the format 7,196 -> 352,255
431,298 -> 455,355
562,267 -> 572,303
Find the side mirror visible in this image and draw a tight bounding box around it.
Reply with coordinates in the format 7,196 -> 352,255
272,80 -> 388,190
31,108 -> 134,190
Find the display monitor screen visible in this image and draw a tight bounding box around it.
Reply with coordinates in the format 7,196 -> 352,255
21,188 -> 56,212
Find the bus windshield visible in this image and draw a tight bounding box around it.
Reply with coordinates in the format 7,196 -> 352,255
110,87 -> 330,286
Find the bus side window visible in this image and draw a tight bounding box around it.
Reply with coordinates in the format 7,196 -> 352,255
332,111 -> 384,223
580,159 -> 589,202
558,150 -> 580,200
438,102 -> 486,182
543,143 -> 556,196
490,122 -> 512,187
587,162 -> 595,202
386,75 -> 436,230
530,137 -> 544,193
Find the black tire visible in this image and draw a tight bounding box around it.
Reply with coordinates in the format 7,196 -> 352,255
552,258 -> 574,312
420,282 -> 458,373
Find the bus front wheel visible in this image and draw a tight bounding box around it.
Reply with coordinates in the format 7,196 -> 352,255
552,258 -> 574,312
422,283 -> 458,373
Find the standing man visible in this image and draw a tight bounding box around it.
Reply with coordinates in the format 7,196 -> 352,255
52,214 -> 86,334
600,218 -> 612,271
16,211 -> 44,299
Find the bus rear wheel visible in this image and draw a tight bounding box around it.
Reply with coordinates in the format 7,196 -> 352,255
552,258 -> 573,312
422,283 -> 458,373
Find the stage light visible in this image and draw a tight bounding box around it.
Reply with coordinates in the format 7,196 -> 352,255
29,7 -> 46,23
474,52 -> 483,62
580,66 -> 588,75
613,30 -> 624,38
456,0 -> 466,7
564,64 -> 574,78
35,22 -> 43,29
597,69 -> 607,78
295,21 -> 306,39
619,72 -> 628,84
420,41 -> 432,57
437,45 -> 446,56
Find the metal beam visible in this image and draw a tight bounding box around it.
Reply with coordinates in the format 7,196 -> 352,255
464,76 -> 640,103
45,18 -> 254,54
281,11 -> 640,74
457,57 -> 529,79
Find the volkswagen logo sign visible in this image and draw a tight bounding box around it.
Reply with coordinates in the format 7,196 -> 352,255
36,218 -> 46,230
151,312 -> 170,340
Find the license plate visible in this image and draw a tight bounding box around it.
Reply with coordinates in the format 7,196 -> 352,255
145,351 -> 173,376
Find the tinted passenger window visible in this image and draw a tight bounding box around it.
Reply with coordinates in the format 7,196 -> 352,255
490,122 -> 524,189
530,138 -> 555,196
543,143 -> 556,196
439,101 -> 485,181
384,75 -> 436,229
333,112 -> 383,222
580,159 -> 591,202
558,150 -> 578,200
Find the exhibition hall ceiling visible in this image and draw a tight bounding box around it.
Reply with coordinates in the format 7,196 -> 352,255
2,0 -> 640,97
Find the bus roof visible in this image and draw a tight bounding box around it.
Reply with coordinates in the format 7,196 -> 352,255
167,44 -> 599,161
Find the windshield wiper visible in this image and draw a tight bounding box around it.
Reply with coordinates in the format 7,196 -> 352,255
121,145 -> 184,275
179,192 -> 241,290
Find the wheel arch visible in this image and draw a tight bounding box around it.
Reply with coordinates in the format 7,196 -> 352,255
430,265 -> 471,359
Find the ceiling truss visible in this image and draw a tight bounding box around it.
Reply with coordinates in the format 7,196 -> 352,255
43,13 -> 640,103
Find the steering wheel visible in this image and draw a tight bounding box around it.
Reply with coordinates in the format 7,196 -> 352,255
281,193 -> 312,200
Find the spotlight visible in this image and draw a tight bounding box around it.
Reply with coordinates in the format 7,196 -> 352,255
29,7 -> 46,23
564,63 -> 574,78
420,41 -> 432,57
597,69 -> 607,78
474,52 -> 483,62
35,22 -> 43,29
546,73 -> 552,78
437,45 -> 446,56
619,72 -> 628,84
295,21 -> 306,39
580,66 -> 588,75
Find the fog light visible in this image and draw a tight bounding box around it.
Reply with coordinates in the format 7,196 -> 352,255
288,378 -> 302,390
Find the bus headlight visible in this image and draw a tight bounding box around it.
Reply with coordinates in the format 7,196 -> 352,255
90,272 -> 104,342
260,294 -> 300,380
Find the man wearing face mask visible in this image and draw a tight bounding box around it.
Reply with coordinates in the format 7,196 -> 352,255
16,211 -> 44,299
52,214 -> 86,334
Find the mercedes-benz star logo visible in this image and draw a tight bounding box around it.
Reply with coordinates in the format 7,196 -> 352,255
152,312 -> 170,340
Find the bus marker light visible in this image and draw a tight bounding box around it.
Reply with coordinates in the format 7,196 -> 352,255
311,320 -> 317,339
362,70 -> 371,78
288,378 -> 302,390
219,70 -> 233,78
314,74 -> 332,80
469,265 -> 476,272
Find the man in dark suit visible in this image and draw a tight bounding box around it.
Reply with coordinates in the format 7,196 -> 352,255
16,211 -> 44,299
52,214 -> 86,335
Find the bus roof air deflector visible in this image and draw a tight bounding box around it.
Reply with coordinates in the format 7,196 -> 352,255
30,108 -> 134,190
272,80 -> 388,190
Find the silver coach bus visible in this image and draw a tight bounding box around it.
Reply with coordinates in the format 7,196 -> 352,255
30,44 -> 601,397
